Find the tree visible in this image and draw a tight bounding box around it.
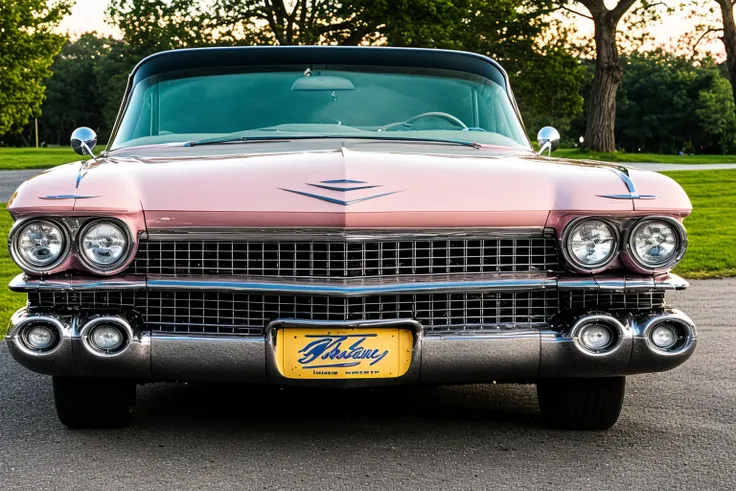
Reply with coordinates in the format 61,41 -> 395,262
557,1 -> 670,152
614,51 -> 734,154
211,0 -> 584,135
0,0 -> 72,136
685,1 -> 736,114
39,34 -> 122,145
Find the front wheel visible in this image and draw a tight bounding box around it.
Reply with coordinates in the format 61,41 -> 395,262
537,377 -> 625,430
53,377 -> 136,429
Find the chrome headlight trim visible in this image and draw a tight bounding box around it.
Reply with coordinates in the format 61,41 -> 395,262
560,217 -> 620,273
8,218 -> 71,274
76,218 -> 133,273
624,217 -> 687,273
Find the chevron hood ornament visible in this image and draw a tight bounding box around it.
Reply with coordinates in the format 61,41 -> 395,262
280,179 -> 403,206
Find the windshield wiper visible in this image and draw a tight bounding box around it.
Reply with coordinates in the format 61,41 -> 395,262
186,134 -> 481,148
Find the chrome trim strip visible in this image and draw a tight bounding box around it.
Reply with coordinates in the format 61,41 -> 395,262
144,227 -> 552,241
39,195 -> 101,200
147,273 -> 558,296
9,273 -> 145,292
9,272 -> 690,294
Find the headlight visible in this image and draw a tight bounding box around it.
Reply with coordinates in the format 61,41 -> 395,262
79,220 -> 130,270
11,220 -> 68,272
563,218 -> 619,271
627,218 -> 686,271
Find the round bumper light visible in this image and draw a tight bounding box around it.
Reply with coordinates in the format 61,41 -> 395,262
579,323 -> 614,352
650,324 -> 678,349
22,324 -> 59,351
89,325 -> 125,352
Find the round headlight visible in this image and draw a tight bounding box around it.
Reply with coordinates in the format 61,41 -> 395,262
628,219 -> 683,269
12,220 -> 67,271
79,220 -> 129,270
564,219 -> 618,270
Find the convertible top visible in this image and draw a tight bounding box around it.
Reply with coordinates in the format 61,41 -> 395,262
129,46 -> 510,89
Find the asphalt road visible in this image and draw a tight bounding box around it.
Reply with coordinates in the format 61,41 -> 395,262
2,164 -> 736,202
0,278 -> 733,490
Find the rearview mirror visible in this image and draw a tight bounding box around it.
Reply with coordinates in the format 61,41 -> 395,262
71,127 -> 97,158
537,126 -> 560,156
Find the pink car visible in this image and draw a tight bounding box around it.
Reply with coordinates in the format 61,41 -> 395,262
5,47 -> 694,430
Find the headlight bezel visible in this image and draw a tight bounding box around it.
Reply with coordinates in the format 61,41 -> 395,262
77,218 -> 133,273
624,216 -> 687,273
8,218 -> 71,274
561,217 -> 621,273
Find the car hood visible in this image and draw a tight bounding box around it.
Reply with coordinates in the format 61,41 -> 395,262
8,142 -> 692,229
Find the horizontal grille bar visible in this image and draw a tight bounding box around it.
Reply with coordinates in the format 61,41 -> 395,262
29,289 -> 665,336
130,236 -> 560,278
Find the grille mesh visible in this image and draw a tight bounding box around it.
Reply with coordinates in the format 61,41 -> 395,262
29,289 -> 665,336
130,237 -> 560,277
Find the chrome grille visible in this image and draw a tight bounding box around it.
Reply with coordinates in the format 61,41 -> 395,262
28,289 -> 665,336
130,236 -> 560,277
558,290 -> 665,311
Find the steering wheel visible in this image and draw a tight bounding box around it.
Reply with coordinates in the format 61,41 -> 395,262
378,112 -> 468,132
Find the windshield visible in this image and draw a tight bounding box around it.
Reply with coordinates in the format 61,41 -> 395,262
111,64 -> 531,151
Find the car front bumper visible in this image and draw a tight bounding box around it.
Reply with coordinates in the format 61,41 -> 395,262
6,305 -> 697,387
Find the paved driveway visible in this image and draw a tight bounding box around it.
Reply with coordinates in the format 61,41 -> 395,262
0,279 -> 734,490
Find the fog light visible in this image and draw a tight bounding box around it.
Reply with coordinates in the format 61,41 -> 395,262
24,325 -> 57,350
89,325 -> 124,351
650,324 -> 678,349
579,324 -> 614,351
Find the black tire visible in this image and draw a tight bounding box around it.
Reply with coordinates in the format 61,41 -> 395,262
53,377 -> 136,429
537,377 -> 625,430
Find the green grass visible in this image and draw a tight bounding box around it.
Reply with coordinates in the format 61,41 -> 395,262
665,170 -> 736,279
1,204 -> 23,337
0,170 -> 733,336
555,148 -> 736,164
0,148 -> 86,170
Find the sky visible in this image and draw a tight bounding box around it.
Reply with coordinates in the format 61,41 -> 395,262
57,0 -> 725,59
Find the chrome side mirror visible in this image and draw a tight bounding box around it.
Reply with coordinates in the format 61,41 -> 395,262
537,126 -> 560,156
71,127 -> 98,158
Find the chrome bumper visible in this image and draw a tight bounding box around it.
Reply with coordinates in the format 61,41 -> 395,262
6,307 -> 697,386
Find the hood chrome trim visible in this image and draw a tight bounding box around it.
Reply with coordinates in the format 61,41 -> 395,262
142,227 -> 552,241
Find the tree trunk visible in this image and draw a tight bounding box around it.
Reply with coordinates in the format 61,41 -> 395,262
718,0 -> 736,111
583,14 -> 622,153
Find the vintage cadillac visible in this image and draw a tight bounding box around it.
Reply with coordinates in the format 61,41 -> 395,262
5,47 -> 695,430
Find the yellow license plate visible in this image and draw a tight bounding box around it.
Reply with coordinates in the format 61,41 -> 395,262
276,328 -> 413,379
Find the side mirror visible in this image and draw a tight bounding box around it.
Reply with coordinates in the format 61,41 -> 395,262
537,126 -> 560,156
71,127 -> 98,158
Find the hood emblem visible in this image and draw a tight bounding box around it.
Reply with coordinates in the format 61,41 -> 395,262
596,168 -> 658,200
280,179 -> 403,206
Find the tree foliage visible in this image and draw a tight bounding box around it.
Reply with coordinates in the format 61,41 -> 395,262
614,51 -> 735,154
0,0 -> 72,135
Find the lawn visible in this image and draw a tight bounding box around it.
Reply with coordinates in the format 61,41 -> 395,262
662,170 -> 736,278
554,148 -> 736,164
0,169 -> 733,336
0,148 -> 86,170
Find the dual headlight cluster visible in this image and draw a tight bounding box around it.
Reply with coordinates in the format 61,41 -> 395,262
562,217 -> 687,273
10,219 -> 131,274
